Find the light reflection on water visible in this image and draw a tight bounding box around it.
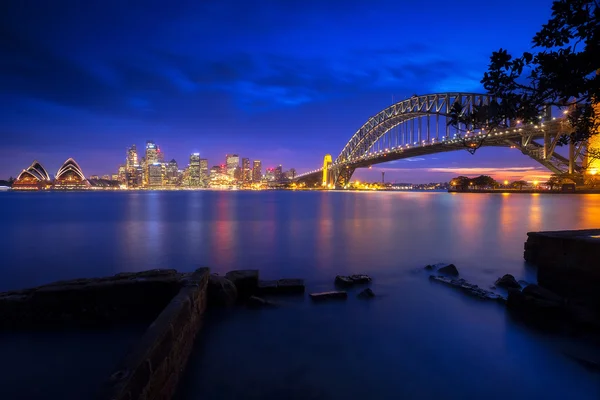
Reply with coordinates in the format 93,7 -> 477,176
1,191 -> 600,399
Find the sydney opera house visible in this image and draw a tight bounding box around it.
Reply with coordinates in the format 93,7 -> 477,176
12,158 -> 118,190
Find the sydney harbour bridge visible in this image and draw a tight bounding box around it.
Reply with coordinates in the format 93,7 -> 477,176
294,92 -> 592,188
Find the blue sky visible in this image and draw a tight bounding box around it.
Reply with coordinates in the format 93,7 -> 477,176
1,0 -> 557,182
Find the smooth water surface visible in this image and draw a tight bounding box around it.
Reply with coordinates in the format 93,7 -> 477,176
1,191 -> 600,399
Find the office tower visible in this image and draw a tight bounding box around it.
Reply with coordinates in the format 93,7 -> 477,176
200,158 -> 209,187
166,159 -> 178,185
265,167 -> 275,181
144,141 -> 158,186
274,165 -> 283,181
147,163 -> 162,187
241,158 -> 251,182
252,160 -> 262,182
101,174 -> 110,180
189,153 -> 200,186
118,165 -> 126,182
126,145 -> 138,169
111,174 -> 120,181
226,154 -> 239,178
156,146 -> 165,163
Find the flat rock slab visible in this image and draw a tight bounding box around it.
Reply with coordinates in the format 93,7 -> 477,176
256,280 -> 279,295
310,291 -> 348,301
429,276 -> 505,303
335,274 -> 372,287
247,296 -> 277,308
358,288 -> 375,299
277,279 -> 305,294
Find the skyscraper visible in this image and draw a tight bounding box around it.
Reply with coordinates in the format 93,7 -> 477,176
241,158 -> 251,182
252,160 -> 262,182
126,145 -> 138,169
200,158 -> 209,187
166,159 -> 178,185
274,165 -> 283,181
189,153 -> 200,186
226,154 -> 239,178
147,163 -> 162,187
144,141 -> 158,186
126,145 -> 140,188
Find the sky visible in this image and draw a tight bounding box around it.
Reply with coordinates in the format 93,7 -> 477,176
1,0 -> 559,183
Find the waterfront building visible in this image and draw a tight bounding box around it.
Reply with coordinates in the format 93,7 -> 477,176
111,174 -> 120,181
275,165 -> 283,181
265,167 -> 275,181
166,159 -> 179,185
226,154 -> 239,178
89,175 -> 99,180
12,160 -> 52,190
53,158 -> 90,189
189,153 -> 200,186
144,141 -> 158,186
241,158 -> 251,183
200,158 -> 209,187
252,160 -> 262,182
118,165 -> 126,182
101,174 -> 111,180
147,163 -> 163,187
126,145 -> 140,188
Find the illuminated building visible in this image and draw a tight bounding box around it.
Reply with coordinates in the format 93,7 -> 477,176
126,145 -> 141,188
89,175 -> 99,180
144,141 -> 158,185
111,174 -> 120,181
12,160 -> 51,190
166,159 -> 179,185
252,160 -> 262,182
274,165 -> 283,181
241,158 -> 251,182
189,153 -> 200,186
200,158 -> 209,187
118,165 -> 126,182
101,175 -> 110,180
586,96 -> 600,176
265,167 -> 275,181
53,158 -> 90,189
127,145 -> 138,168
148,163 -> 163,187
226,154 -> 239,178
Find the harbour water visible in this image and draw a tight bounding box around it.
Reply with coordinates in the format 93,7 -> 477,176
1,191 -> 599,399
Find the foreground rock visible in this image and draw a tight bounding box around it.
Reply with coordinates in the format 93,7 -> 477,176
225,269 -> 259,299
495,274 -> 521,289
507,284 -> 565,326
437,264 -> 459,276
358,288 -> 375,299
277,278 -> 305,294
247,296 -> 277,308
335,274 -> 372,287
429,276 -> 505,303
207,274 -> 237,307
310,291 -> 348,301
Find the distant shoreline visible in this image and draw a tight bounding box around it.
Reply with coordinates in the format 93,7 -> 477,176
448,189 -> 600,194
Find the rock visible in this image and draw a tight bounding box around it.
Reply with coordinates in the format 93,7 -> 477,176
429,276 -> 505,303
309,291 -> 348,301
437,264 -> 459,276
335,275 -> 354,287
349,274 -> 372,284
225,270 -> 259,298
424,264 -> 435,270
207,274 -> 237,307
277,278 -> 305,294
256,280 -> 278,295
507,287 -> 565,326
522,284 -> 563,303
490,285 -> 497,290
518,280 -> 529,287
358,288 -> 375,299
247,296 -> 277,308
495,274 -> 521,289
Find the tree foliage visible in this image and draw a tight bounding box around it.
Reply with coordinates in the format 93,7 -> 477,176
511,180 -> 528,190
449,0 -> 599,149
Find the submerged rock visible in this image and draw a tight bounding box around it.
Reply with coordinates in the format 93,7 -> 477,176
424,264 -> 435,270
429,276 -> 505,303
335,275 -> 355,287
256,280 -> 278,295
495,274 -> 521,289
310,291 -> 348,301
507,285 -> 565,325
358,288 -> 375,299
247,296 -> 277,308
437,264 -> 459,276
225,269 -> 259,299
335,274 -> 372,287
206,274 -> 238,307
277,278 -> 305,294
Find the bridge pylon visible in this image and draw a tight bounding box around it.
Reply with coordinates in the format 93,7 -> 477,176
322,154 -> 332,187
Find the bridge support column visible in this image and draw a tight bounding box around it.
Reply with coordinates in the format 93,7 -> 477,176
322,154 -> 332,187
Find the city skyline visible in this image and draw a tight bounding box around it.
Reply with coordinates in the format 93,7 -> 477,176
1,0 -> 558,183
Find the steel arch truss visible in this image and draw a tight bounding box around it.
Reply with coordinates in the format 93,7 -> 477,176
336,93 -> 494,163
